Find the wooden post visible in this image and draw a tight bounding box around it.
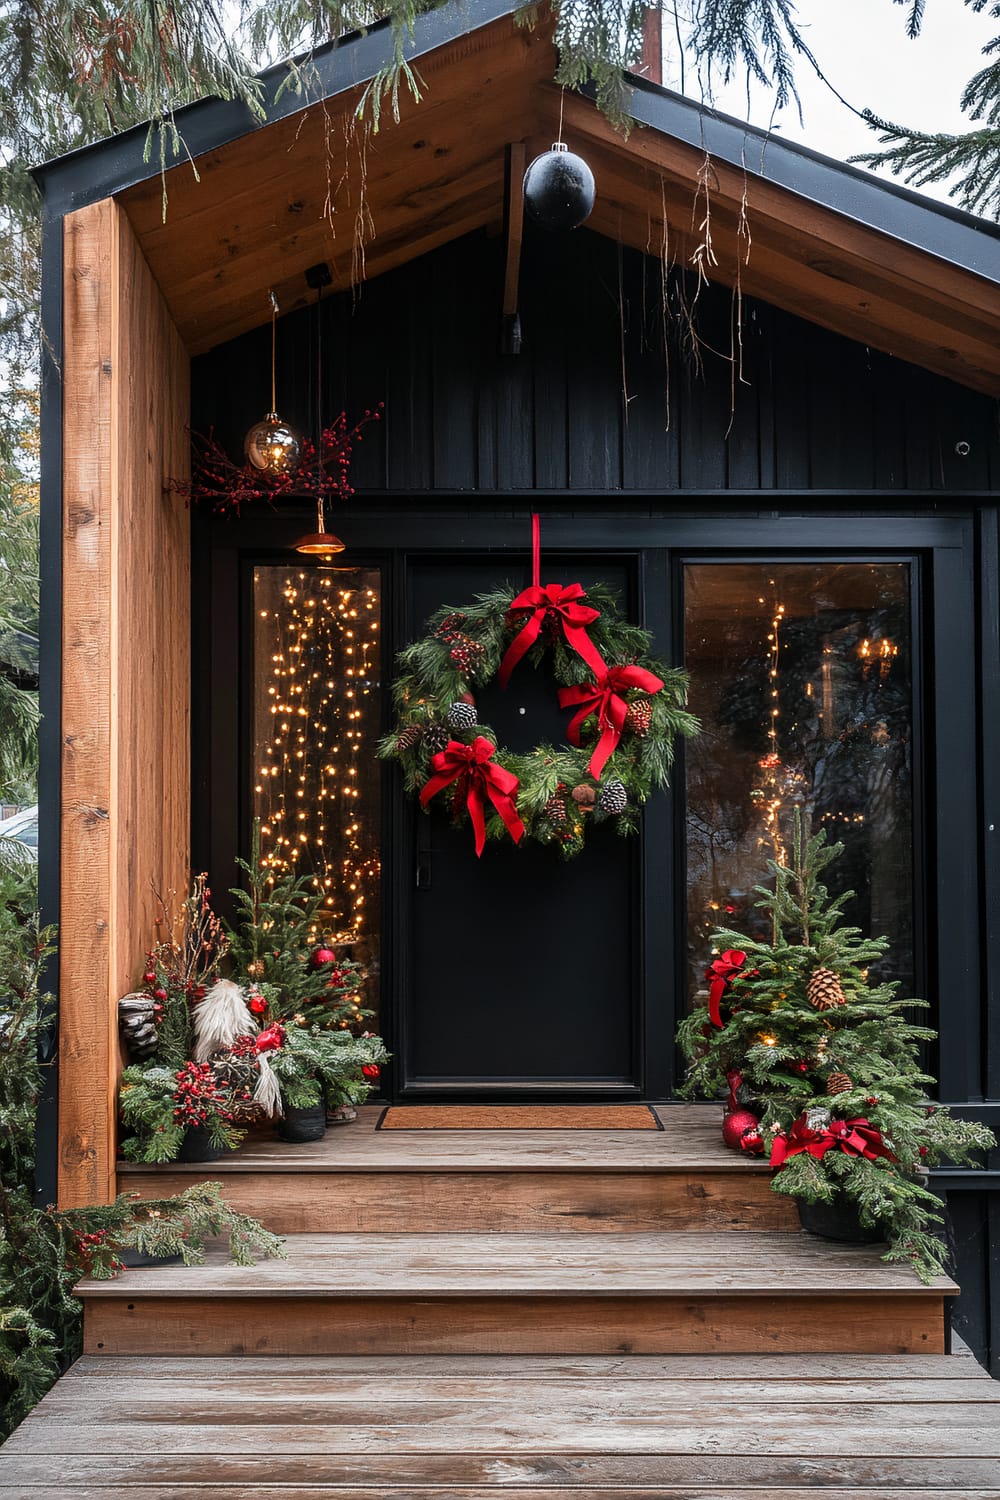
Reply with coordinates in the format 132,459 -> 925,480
59,200 -> 191,1207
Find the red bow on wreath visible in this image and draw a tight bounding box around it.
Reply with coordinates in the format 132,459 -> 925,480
770,1114 -> 896,1169
706,949 -> 748,1028
558,664 -> 665,779
498,583 -> 606,689
420,737 -> 525,857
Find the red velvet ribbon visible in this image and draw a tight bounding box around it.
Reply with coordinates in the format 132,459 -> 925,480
725,1069 -> 743,1111
499,582 -> 605,688
420,736 -> 525,857
705,949 -> 748,1028
558,664 -> 665,778
770,1115 -> 896,1169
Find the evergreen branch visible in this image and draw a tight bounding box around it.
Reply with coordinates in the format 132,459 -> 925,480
854,113 -> 1000,218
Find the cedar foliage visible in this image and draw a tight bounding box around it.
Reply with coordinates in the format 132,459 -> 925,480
677,814 -> 996,1283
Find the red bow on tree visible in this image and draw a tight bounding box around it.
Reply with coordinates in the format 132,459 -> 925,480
255,1023 -> 286,1053
558,664 -> 665,779
705,949 -> 748,1028
498,583 -> 605,689
770,1114 -> 896,1169
420,736 -> 525,857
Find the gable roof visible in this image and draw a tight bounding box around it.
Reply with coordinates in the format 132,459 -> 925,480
32,0 -> 1000,391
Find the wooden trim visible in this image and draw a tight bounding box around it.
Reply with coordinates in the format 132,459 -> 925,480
59,201 -> 190,1208
82,1292 -> 947,1356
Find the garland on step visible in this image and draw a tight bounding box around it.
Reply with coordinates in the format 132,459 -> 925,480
380,582 -> 697,857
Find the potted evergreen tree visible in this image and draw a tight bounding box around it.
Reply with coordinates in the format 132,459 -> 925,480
677,814 -> 995,1281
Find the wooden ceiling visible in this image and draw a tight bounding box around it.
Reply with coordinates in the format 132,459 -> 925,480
117,14 -> 1000,393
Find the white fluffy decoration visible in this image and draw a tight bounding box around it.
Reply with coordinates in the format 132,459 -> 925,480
253,1053 -> 283,1118
193,978 -> 256,1061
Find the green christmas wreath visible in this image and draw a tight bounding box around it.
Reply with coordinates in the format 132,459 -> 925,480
379,580 -> 697,857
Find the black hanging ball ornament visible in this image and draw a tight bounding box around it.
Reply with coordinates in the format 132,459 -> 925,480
523,142 -> 596,231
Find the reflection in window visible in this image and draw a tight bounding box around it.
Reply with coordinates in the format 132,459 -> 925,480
252,566 -> 381,1019
684,563 -> 913,1004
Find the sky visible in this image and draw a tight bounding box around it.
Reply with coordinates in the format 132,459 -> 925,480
662,0 -> 998,207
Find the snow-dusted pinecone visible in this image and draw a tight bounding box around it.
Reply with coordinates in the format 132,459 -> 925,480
447,700 -> 479,731
424,724 -> 450,755
624,697 -> 652,737
544,791 -> 568,827
394,724 -> 423,754
827,1071 -> 853,1095
597,778 -> 628,815
118,994 -> 159,1059
808,966 -> 847,1010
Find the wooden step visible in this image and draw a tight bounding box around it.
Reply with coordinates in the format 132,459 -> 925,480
117,1103 -> 800,1234
77,1231 -> 954,1358
3,1350 -> 997,1496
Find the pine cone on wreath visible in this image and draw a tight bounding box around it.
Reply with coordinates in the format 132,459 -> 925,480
827,1071 -> 853,1095
808,966 -> 847,1010
424,724 -> 450,755
597,778 -> 628,815
624,697 -> 652,737
394,724 -> 423,754
447,700 -> 479,731
544,790 -> 568,827
435,612 -> 467,641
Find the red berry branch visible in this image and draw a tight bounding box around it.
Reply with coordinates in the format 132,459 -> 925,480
174,404 -> 384,515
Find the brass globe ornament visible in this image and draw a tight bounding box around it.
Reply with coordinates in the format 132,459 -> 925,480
244,411 -> 303,476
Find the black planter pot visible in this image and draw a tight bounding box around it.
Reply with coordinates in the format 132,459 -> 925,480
278,1102 -> 327,1143
177,1124 -> 224,1162
118,1247 -> 183,1267
797,1193 -> 886,1243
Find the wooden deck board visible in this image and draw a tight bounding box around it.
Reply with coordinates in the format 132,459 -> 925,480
2,1354 -> 998,1493
116,1102 -> 759,1174
75,1231 -> 956,1297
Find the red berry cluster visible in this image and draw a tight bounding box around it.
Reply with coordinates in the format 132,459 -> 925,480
435,614 -> 486,676
180,404 -> 384,516
172,1062 -> 233,1127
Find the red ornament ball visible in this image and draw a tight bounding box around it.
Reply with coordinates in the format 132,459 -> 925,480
722,1108 -> 761,1150
248,993 -> 268,1015
361,1063 -> 380,1081
313,946 -> 337,968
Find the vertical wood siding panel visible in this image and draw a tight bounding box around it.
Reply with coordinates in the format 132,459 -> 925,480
59,201 -> 190,1208
431,241 -> 479,491
189,229 -> 998,503
60,202 -> 117,1208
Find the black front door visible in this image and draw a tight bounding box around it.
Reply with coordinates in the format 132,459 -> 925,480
396,554 -> 645,1097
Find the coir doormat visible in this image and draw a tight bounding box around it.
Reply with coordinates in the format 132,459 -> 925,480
376,1105 -> 662,1130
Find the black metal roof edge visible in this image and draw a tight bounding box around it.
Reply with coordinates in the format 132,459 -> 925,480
623,73 -> 1000,281
30,0 -> 1000,286
30,0 -> 519,214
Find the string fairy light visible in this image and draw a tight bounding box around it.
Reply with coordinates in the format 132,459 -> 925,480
253,567 -> 381,966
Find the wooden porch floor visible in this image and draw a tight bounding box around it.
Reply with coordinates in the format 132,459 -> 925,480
3,1348 -> 999,1496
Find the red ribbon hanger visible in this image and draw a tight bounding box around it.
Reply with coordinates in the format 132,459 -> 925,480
558,663 -> 665,779
705,949 -> 748,1028
420,736 -> 525,857
498,513 -> 606,688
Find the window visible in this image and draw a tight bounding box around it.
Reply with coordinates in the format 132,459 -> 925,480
252,565 -> 382,1020
684,561 -> 914,1007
